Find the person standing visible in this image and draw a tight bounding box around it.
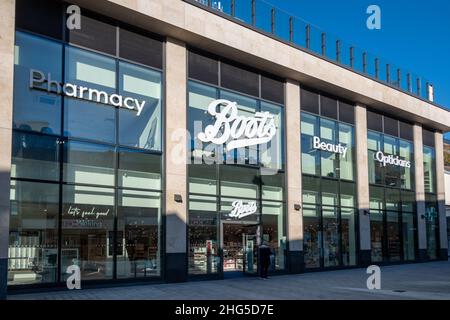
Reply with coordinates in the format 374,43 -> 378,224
259,242 -> 271,279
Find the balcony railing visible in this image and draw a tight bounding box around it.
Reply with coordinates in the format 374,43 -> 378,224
188,0 -> 434,102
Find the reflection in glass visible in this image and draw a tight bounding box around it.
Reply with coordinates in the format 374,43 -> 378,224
118,149 -> 161,190
188,82 -> 217,161
425,198 -> 438,259
260,101 -> 284,170
12,132 -> 60,181
188,195 -> 219,275
61,185 -> 114,281
64,99 -> 116,143
14,32 -> 62,134
322,207 -> 339,267
119,62 -> 162,151
303,206 -> 320,268
301,113 -> 319,175
370,210 -> 384,262
64,141 -> 115,186
117,190 -> 161,278
262,202 -> 285,270
387,211 -> 401,261
8,181 -> 59,285
423,147 -> 436,193
402,212 -> 416,261
399,140 -> 414,189
368,131 -> 383,185
341,208 -> 357,266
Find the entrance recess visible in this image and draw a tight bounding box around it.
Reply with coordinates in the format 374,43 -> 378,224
221,222 -> 259,276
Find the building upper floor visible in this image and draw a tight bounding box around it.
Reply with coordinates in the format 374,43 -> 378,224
58,0 -> 450,134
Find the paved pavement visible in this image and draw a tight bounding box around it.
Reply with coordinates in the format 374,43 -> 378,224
9,260 -> 450,300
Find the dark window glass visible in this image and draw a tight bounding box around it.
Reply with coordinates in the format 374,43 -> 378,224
399,122 -> 413,141
320,95 -> 338,120
12,132 -> 60,181
119,29 -> 162,69
386,211 -> 401,261
9,180 -> 59,285
220,62 -> 259,97
338,101 -> 355,124
67,15 -> 116,55
302,175 -> 320,204
118,149 -> 161,190
422,129 -> 435,147
14,32 -> 62,134
340,182 -> 356,207
261,75 -> 284,104
16,0 -> 63,40
367,111 -> 383,132
301,89 -> 319,114
384,116 -> 399,137
188,51 -> 218,85
63,141 -> 115,186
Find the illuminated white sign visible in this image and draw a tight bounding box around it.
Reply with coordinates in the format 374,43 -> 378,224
198,99 -> 277,151
229,200 -> 257,219
312,136 -> 348,158
375,151 -> 411,168
30,69 -> 146,116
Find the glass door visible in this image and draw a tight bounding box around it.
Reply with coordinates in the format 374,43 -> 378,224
243,225 -> 258,275
304,205 -> 342,269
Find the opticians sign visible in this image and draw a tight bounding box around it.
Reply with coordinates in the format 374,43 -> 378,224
374,151 -> 411,168
29,69 -> 146,116
312,136 -> 348,158
198,99 -> 277,151
229,200 -> 257,219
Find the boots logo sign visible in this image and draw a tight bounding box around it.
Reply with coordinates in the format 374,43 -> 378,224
198,99 -> 277,151
229,200 -> 258,219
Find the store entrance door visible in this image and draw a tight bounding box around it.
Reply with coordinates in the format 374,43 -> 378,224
221,223 -> 259,277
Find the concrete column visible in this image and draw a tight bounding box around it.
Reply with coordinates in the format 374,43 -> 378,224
413,124 -> 427,260
285,80 -> 303,273
435,131 -> 448,259
355,104 -> 371,266
0,0 -> 15,300
164,38 -> 188,282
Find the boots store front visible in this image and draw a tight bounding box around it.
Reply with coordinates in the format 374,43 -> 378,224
1,0 -> 448,293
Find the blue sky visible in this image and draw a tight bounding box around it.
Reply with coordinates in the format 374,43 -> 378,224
264,0 -> 450,137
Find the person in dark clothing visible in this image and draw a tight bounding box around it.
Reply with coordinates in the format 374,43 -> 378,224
259,242 -> 271,279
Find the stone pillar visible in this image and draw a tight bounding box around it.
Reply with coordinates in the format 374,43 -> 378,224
435,131 -> 448,259
355,105 -> 371,266
285,80 -> 303,273
413,124 -> 427,260
0,0 -> 15,301
164,38 -> 188,282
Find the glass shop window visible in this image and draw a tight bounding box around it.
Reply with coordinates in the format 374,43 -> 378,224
118,61 -> 162,151
63,46 -> 116,143
63,141 -> 115,186
61,185 -> 115,281
8,180 -> 59,285
11,131 -> 60,182
118,148 -> 161,190
13,32 -> 62,135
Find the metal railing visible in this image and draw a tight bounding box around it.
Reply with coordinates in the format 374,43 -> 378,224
190,0 -> 433,102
